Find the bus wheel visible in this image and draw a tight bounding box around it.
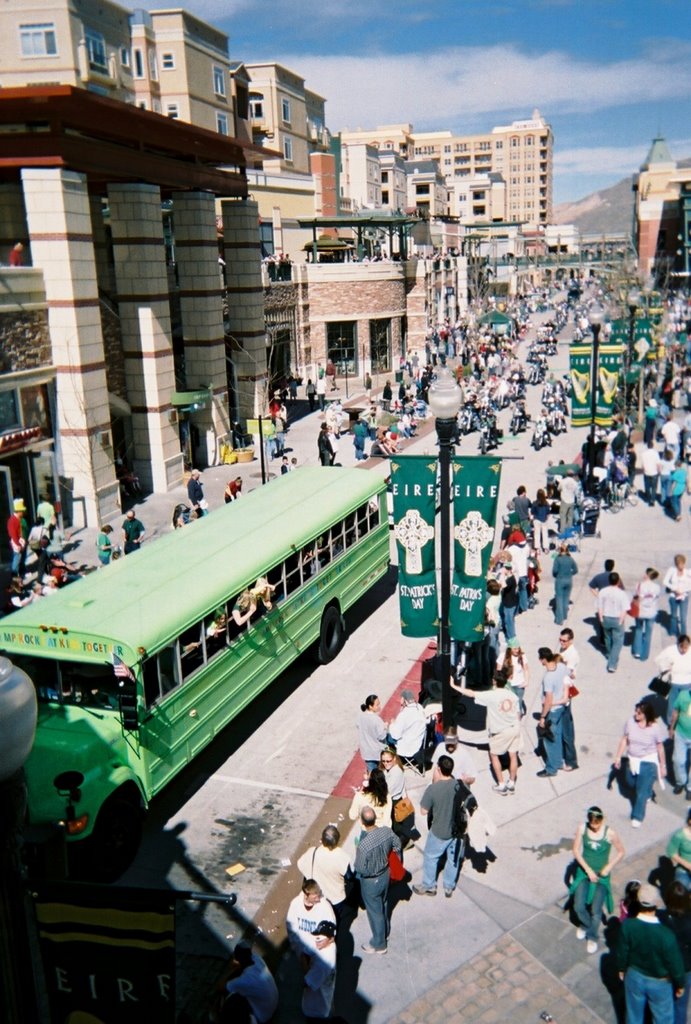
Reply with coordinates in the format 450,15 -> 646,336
88,795 -> 143,881
316,604 -> 346,664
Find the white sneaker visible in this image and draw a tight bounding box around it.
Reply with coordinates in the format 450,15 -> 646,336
586,940 -> 598,954
492,783 -> 508,795
576,928 -> 586,940
505,780 -> 516,793
631,819 -> 642,829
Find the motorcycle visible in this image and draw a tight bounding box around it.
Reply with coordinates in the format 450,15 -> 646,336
478,414 -> 501,454
531,416 -> 552,451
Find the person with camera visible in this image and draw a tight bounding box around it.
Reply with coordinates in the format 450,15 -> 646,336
285,878 -> 336,1020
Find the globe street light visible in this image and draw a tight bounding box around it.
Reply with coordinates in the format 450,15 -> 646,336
0,656 -> 38,1022
427,366 -> 463,736
586,303 -> 606,496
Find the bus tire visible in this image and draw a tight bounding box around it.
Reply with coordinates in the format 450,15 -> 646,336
316,604 -> 346,665
87,794 -> 143,881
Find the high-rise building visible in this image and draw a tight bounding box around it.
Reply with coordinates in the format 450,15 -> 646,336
340,111 -> 553,227
245,62 -> 329,176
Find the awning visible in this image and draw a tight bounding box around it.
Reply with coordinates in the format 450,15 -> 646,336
170,389 -> 211,410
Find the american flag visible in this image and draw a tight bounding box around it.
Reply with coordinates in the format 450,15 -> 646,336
112,653 -> 135,686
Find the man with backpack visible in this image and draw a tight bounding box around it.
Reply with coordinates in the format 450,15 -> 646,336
413,755 -> 475,898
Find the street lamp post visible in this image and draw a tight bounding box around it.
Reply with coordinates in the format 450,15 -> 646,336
626,286 -> 641,419
427,367 -> 463,737
586,304 -> 605,496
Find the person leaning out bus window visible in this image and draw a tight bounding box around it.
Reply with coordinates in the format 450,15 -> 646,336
232,590 -> 257,626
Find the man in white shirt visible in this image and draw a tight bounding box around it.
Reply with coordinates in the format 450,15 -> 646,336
661,417 -> 682,460
508,534 -> 530,614
656,635 -> 691,720
558,470 -> 580,532
558,627 -> 581,681
387,689 -> 427,761
430,734 -> 477,785
640,441 -> 661,506
597,572 -> 631,673
218,943 -> 278,1024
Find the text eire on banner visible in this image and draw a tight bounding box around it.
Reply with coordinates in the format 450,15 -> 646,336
390,456 -> 439,637
449,457 -> 502,643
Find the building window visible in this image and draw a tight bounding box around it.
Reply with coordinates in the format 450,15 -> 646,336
20,22 -> 57,57
148,48 -> 158,80
327,322 -> 357,373
381,171 -> 389,183
161,52 -> 174,70
283,136 -> 293,162
250,97 -> 263,120
495,141 -> 503,150
281,98 -> 291,124
216,112 -> 229,135
85,28 -> 107,72
134,48 -> 144,78
166,104 -> 179,119
236,84 -> 249,120
120,47 -> 130,67
213,65 -> 226,97
382,190 -> 389,204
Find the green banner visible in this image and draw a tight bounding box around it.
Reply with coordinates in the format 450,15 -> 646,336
596,343 -> 623,426
391,456 -> 439,637
609,318 -> 629,348
569,342 -> 592,427
449,456 -> 502,643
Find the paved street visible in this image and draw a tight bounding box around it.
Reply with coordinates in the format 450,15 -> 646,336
84,310 -> 691,1024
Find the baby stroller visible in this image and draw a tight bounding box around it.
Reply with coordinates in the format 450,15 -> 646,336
580,496 -> 601,538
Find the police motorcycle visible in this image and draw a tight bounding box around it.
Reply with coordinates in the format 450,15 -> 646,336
531,410 -> 552,451
478,411 -> 501,454
509,400 -> 529,436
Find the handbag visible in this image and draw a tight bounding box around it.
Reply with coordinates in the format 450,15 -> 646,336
393,796 -> 414,823
628,595 -> 640,619
387,848 -> 406,882
567,683 -> 580,699
649,674 -> 672,697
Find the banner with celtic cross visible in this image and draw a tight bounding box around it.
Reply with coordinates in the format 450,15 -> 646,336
450,456 -> 503,642
390,456 -> 439,637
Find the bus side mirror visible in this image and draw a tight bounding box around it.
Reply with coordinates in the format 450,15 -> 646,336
118,681 -> 139,732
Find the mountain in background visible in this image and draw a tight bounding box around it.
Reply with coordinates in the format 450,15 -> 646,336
553,157 -> 691,236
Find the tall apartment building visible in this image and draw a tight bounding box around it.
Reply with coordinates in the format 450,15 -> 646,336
379,152 -> 407,212
340,112 -> 553,227
339,142 -> 382,210
245,62 -> 329,176
0,1 -> 252,143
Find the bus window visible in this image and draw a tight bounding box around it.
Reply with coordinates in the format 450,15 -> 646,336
284,550 -> 301,595
266,565 -> 284,604
179,623 -> 204,679
143,656 -> 161,707
60,661 -> 120,709
316,534 -> 330,568
204,608 -> 228,660
6,653 -> 60,703
357,502 -> 370,536
331,520 -> 345,558
300,544 -> 317,581
344,513 -> 357,549
229,591 -> 255,637
158,643 -> 180,696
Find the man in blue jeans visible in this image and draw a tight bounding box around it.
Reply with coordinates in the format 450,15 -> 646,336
597,571 -> 630,673
413,755 -> 467,897
536,648 -> 572,777
353,806 -> 400,954
617,882 -> 685,1024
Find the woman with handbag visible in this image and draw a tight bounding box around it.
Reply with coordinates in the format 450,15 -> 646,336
348,767 -> 392,829
380,748 -> 419,850
613,700 -> 668,827
631,567 -> 661,661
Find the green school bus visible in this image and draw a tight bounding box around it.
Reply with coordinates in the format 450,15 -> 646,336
1,468 -> 388,878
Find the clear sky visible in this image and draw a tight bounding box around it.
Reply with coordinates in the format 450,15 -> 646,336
187,0 -> 691,206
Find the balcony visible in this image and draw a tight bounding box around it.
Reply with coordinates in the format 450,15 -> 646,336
0,267 -> 46,311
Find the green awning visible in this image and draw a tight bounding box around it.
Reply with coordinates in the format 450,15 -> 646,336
170,389 -> 211,408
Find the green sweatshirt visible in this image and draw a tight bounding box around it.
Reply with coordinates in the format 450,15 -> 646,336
617,916 -> 685,989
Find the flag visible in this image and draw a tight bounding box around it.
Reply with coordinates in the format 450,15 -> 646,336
569,342 -> 592,428
112,652 -> 135,686
33,881 -> 175,1023
449,457 -> 503,642
390,456 -> 439,637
